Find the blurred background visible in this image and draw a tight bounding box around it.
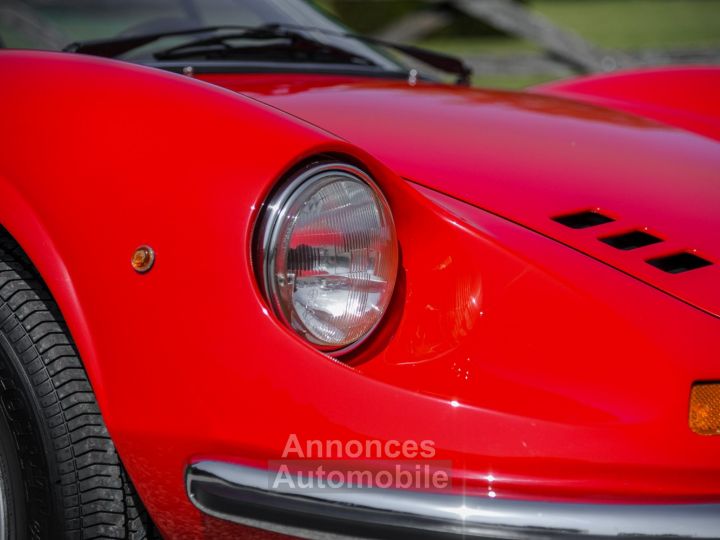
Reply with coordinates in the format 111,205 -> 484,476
315,0 -> 720,88
2,0 -> 719,89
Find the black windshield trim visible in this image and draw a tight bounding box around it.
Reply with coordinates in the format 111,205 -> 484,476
147,60 -> 427,80
65,25 -> 252,56
65,23 -> 470,85
151,29 -> 375,67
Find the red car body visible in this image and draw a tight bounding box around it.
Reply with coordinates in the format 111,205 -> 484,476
0,49 -> 719,538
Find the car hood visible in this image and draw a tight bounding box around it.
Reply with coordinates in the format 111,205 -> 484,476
200,74 -> 720,317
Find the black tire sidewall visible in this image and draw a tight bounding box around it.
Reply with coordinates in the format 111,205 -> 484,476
0,231 -> 159,540
0,332 -> 59,538
0,390 -> 28,540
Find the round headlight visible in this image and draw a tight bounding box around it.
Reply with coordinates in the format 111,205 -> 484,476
257,163 -> 398,353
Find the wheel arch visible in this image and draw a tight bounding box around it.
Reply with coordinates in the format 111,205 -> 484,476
0,175 -> 105,404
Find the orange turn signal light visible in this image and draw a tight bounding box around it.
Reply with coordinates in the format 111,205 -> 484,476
689,383 -> 720,436
131,245 -> 155,274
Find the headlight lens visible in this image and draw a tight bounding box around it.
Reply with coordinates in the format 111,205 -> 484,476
258,163 -> 398,353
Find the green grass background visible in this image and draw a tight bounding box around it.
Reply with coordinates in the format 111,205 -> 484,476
325,0 -> 720,88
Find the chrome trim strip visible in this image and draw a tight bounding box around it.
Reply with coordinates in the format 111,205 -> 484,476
186,461 -> 720,539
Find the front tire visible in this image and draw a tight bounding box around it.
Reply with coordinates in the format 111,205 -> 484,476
0,230 -> 154,539
0,396 -> 26,540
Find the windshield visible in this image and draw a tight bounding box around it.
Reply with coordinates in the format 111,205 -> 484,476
0,0 -> 404,71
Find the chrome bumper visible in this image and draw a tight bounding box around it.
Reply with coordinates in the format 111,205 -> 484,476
186,461 -> 720,539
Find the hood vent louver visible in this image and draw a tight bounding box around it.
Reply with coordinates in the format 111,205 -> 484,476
552,209 -> 714,276
647,253 -> 712,274
552,210 -> 614,229
601,231 -> 662,250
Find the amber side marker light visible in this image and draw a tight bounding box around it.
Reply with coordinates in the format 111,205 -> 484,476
131,245 -> 155,273
689,383 -> 720,435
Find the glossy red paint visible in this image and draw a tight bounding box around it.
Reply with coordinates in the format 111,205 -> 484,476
532,67 -> 720,142
1,52 -> 719,540
201,72 -> 720,318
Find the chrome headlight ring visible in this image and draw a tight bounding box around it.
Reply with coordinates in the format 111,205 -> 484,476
256,162 -> 398,354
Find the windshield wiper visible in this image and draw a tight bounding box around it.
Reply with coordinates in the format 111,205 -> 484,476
65,25 -> 263,56
151,26 -> 376,68
266,23 -> 472,85
65,23 -> 472,85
